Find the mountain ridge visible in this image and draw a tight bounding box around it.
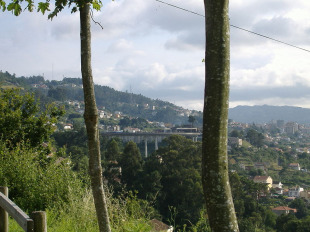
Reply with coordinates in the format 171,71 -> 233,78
229,105 -> 310,124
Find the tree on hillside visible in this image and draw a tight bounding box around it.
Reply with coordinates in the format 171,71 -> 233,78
230,129 -> 243,138
246,129 -> 264,147
0,88 -> 64,148
119,141 -> 143,190
201,0 -> 239,231
1,1 -> 112,231
155,135 -> 203,227
188,115 -> 196,127
105,138 -> 121,162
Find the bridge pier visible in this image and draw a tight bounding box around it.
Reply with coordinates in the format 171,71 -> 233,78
144,138 -> 148,158
155,137 -> 158,151
192,136 -> 198,142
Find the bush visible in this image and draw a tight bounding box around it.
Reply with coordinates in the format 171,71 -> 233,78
0,141 -> 83,212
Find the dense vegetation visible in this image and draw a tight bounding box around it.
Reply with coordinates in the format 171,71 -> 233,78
0,89 -> 158,231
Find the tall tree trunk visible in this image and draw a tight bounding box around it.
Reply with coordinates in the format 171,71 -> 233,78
201,1 -> 239,231
80,4 -> 112,232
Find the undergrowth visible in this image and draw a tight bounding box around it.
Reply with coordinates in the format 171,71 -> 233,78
9,188 -> 155,232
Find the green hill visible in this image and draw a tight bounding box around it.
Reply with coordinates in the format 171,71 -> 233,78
0,71 -> 202,125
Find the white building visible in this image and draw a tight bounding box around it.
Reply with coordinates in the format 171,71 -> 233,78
288,186 -> 304,197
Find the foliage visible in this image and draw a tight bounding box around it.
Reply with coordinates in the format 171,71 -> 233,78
119,141 -> 143,190
246,128 -> 265,147
0,88 -> 64,148
119,116 -> 149,130
9,188 -> 157,232
0,140 -> 82,213
230,129 -> 243,138
104,138 -> 122,162
138,135 -> 203,229
229,172 -> 277,231
188,115 -> 196,127
289,198 -> 310,219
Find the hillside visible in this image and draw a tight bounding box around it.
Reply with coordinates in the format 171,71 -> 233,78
0,71 -> 202,125
229,105 -> 310,124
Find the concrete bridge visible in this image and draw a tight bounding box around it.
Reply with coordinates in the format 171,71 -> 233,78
102,132 -> 201,157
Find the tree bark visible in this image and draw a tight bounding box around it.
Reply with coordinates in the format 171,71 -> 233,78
80,4 -> 112,232
202,1 -> 239,231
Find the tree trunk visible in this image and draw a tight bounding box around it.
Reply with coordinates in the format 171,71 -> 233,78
80,4 -> 112,232
201,1 -> 239,231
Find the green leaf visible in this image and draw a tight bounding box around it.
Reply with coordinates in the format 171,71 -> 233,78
71,6 -> 77,13
0,0 -> 6,11
92,0 -> 102,11
26,0 -> 34,12
7,1 -> 22,15
7,2 -> 15,11
14,3 -> 21,16
37,2 -> 50,14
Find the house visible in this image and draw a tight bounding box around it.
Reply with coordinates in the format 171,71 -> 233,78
273,187 -> 283,195
253,176 -> 273,189
272,181 -> 283,189
149,219 -> 173,232
272,206 -> 297,216
124,127 -> 141,133
272,181 -> 283,195
289,163 -> 301,171
228,137 -> 242,147
98,110 -> 106,118
64,123 -> 73,130
288,186 -> 304,197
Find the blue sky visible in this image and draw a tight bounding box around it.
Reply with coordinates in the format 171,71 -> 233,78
1,0 -> 310,111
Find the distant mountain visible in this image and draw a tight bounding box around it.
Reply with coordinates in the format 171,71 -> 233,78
229,105 -> 310,124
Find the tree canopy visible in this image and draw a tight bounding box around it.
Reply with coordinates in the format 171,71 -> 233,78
0,88 -> 64,148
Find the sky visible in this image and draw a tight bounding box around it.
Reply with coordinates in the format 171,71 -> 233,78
1,0 -> 310,111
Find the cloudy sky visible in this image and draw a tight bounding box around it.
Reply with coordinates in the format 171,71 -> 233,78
1,0 -> 310,111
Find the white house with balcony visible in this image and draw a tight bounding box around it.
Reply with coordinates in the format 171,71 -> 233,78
288,186 -> 304,197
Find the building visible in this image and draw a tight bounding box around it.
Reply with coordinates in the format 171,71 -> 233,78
277,120 -> 285,128
289,163 -> 301,171
272,181 -> 283,189
253,176 -> 273,189
228,137 -> 243,147
64,123 -> 73,130
123,127 -> 141,133
285,122 -> 298,135
272,206 -> 297,216
272,181 -> 284,195
288,186 -> 304,197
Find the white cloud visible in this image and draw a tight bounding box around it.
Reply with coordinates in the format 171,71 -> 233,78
106,39 -> 133,53
1,0 -> 310,112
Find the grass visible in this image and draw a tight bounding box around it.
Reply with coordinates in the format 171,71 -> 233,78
8,189 -> 154,232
